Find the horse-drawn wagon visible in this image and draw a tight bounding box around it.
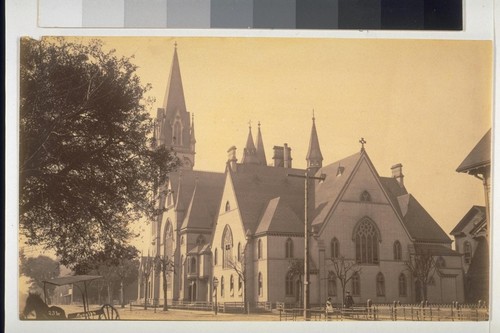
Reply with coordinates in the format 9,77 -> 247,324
22,275 -> 120,320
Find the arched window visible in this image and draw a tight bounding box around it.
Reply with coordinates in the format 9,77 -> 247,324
331,238 -> 339,259
238,275 -> 242,291
225,201 -> 231,212
360,190 -> 371,202
257,239 -> 262,259
436,256 -> 446,268
237,242 -> 242,261
221,276 -> 225,297
285,274 -> 294,296
398,273 -> 407,296
464,241 -> 472,264
258,272 -> 263,296
376,272 -> 385,296
163,220 -> 174,258
230,275 -> 234,293
393,241 -> 402,260
285,238 -> 294,258
189,257 -> 196,274
328,273 -> 337,296
222,225 -> 233,268
354,218 -> 380,264
352,272 -> 360,296
172,120 -> 182,145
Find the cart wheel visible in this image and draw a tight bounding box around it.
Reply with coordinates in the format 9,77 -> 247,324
99,304 -> 120,320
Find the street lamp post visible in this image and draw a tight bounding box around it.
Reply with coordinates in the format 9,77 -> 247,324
213,277 -> 219,315
288,170 -> 326,321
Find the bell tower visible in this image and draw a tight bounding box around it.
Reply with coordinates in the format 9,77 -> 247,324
155,43 -> 196,170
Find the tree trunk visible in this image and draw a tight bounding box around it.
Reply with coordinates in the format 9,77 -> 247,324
144,278 -> 148,310
162,268 -> 168,311
120,280 -> 124,308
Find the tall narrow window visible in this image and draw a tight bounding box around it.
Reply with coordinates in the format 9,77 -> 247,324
230,275 -> 234,294
238,275 -> 242,291
360,190 -> 371,202
285,274 -> 294,296
225,201 -> 230,212
189,257 -> 196,274
237,242 -> 242,261
352,272 -> 360,296
331,238 -> 339,258
221,276 -> 225,297
376,272 -> 385,296
354,218 -> 380,264
179,255 -> 184,291
393,241 -> 402,260
398,273 -> 407,296
464,241 -> 472,264
214,248 -> 218,266
258,272 -> 263,296
328,273 -> 337,296
285,238 -> 294,258
173,120 -> 182,145
257,239 -> 262,259
222,225 -> 233,268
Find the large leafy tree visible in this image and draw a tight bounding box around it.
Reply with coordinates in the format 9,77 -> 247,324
19,37 -> 180,269
19,251 -> 60,291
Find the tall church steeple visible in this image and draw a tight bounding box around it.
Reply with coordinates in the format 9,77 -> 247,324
155,43 -> 195,170
255,122 -> 267,166
306,111 -> 323,171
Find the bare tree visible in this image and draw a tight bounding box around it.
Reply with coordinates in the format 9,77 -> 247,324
329,256 -> 361,308
141,256 -> 154,310
155,255 -> 175,311
227,245 -> 249,314
405,249 -> 439,302
287,259 -> 304,305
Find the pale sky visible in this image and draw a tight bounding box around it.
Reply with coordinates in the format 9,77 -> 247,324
63,37 -> 492,246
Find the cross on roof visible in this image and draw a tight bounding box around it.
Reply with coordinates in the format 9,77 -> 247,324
359,137 -> 367,150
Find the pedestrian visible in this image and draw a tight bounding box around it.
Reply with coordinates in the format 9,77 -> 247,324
326,297 -> 334,313
344,291 -> 354,309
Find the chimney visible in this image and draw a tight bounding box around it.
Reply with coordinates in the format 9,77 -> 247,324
283,143 -> 292,168
391,163 -> 404,187
273,146 -> 284,167
227,146 -> 238,171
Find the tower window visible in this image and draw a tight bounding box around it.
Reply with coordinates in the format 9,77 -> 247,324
393,241 -> 402,260
464,241 -> 472,264
285,238 -> 294,258
331,238 -> 340,259
360,190 -> 371,202
225,201 -> 230,212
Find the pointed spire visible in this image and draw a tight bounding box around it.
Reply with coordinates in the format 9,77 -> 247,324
241,122 -> 259,164
306,111 -> 323,169
255,121 -> 267,166
162,43 -> 187,116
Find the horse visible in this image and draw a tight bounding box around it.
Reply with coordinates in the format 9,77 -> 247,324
22,292 -> 66,320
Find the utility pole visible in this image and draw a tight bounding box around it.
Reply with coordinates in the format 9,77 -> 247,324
288,170 -> 326,321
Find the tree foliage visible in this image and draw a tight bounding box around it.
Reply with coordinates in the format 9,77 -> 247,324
19,37 -> 180,268
19,251 -> 60,292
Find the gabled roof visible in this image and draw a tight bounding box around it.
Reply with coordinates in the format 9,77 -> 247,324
255,197 -> 304,236
162,45 -> 187,117
168,170 -> 225,230
311,151 -> 362,227
450,206 -> 486,236
456,129 -> 491,173
398,194 -> 451,243
230,163 -> 305,234
414,243 -> 460,256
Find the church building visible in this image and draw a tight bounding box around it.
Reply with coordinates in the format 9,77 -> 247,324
139,44 -> 465,307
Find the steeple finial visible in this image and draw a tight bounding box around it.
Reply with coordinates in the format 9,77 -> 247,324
174,41 -> 177,49
359,137 -> 367,151
312,109 -> 315,121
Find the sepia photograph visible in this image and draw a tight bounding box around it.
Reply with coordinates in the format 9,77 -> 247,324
16,35 -> 492,326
